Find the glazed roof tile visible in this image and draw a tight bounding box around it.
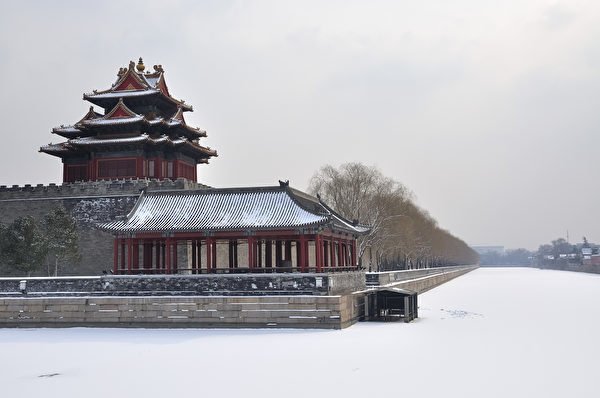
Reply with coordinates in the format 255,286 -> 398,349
100,186 -> 368,234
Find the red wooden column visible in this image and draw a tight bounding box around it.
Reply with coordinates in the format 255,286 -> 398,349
337,239 -> 346,267
154,240 -> 161,274
127,238 -> 133,274
113,239 -> 119,274
136,158 -> 143,179
248,237 -> 255,269
228,240 -> 235,269
330,239 -> 336,269
295,239 -> 301,271
172,240 -> 178,274
165,238 -> 172,274
275,240 -> 282,266
315,235 -> 323,273
351,240 -> 357,267
142,240 -> 152,273
265,240 -> 273,268
161,242 -> 166,273
205,238 -> 213,272
132,240 -> 139,272
120,239 -> 126,275
299,236 -> 307,272
191,240 -> 198,273
257,240 -> 263,267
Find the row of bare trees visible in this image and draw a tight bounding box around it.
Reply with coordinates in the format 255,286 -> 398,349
309,163 -> 478,270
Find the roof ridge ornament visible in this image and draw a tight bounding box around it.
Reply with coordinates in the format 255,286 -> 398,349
136,57 -> 145,73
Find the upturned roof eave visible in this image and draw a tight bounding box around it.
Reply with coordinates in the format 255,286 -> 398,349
83,89 -> 193,111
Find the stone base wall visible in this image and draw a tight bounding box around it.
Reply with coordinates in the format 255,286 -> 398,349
0,272 -> 365,297
0,294 -> 362,329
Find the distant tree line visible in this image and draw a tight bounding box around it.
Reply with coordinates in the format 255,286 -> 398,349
0,207 -> 79,276
309,162 -> 478,271
479,237 -> 598,268
478,249 -> 533,266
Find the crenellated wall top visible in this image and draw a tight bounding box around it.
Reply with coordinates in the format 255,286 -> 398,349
0,178 -> 207,200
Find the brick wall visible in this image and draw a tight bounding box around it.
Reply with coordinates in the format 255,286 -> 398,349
0,295 -> 361,329
0,179 -> 202,276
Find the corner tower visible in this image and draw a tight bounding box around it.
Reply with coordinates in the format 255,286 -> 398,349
40,58 -> 217,183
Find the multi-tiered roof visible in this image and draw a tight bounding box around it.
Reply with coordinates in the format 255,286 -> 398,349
41,58 -> 217,183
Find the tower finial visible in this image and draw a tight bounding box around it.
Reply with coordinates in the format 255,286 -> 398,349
136,57 -> 145,72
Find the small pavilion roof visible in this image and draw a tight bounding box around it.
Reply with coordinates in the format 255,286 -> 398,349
100,185 -> 369,235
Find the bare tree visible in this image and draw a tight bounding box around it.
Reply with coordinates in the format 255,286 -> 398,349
309,163 -> 411,266
309,162 -> 478,269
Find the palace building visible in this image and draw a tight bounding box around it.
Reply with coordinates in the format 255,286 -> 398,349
40,58 -> 216,183
37,58 -> 368,275
101,182 -> 368,275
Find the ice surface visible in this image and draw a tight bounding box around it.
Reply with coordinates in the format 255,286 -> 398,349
1,267 -> 599,397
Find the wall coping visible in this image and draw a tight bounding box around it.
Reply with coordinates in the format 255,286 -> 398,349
0,271 -> 363,282
0,178 -> 206,200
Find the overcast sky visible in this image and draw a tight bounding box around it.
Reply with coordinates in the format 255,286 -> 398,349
1,0 -> 599,250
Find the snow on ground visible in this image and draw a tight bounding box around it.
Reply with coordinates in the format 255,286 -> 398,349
1,267 -> 599,397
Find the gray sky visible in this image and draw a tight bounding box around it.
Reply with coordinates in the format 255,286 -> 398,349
1,0 -> 599,250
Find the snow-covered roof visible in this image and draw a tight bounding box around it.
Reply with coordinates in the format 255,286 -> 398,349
83,60 -> 192,111
82,115 -> 145,126
101,186 -> 369,235
85,89 -> 161,100
53,126 -> 81,134
40,143 -> 71,153
69,135 -> 149,145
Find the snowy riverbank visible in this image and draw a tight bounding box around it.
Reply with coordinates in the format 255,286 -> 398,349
1,267 -> 598,397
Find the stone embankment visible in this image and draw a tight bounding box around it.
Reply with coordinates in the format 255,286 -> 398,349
0,266 -> 475,329
366,265 -> 478,293
0,295 -> 361,329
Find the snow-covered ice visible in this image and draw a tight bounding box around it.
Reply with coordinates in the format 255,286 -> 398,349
1,267 -> 598,397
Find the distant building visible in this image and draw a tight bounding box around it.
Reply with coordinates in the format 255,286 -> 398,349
471,246 -> 505,255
